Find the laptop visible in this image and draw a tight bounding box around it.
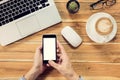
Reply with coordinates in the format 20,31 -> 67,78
0,0 -> 61,46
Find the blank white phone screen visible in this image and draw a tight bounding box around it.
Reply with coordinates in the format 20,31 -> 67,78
43,38 -> 56,60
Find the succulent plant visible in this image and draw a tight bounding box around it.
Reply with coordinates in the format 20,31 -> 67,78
67,1 -> 80,13
68,1 -> 78,11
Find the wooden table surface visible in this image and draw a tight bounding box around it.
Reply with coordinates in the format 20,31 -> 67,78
0,0 -> 120,80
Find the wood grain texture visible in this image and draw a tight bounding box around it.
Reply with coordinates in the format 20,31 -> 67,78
0,0 -> 120,80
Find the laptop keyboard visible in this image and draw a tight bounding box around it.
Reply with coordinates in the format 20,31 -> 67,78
0,0 -> 50,26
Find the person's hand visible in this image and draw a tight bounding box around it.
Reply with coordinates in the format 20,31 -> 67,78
33,46 -> 46,74
25,46 -> 46,80
48,41 -> 79,80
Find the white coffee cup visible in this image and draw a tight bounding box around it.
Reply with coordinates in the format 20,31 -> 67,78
95,17 -> 113,36
86,12 -> 117,43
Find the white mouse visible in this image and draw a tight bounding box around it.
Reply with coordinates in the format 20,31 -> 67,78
61,26 -> 82,47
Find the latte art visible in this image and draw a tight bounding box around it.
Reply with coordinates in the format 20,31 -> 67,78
95,17 -> 113,35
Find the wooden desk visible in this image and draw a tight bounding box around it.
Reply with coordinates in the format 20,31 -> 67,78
0,0 -> 120,80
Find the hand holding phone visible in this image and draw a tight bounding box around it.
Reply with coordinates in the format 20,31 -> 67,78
42,34 -> 57,63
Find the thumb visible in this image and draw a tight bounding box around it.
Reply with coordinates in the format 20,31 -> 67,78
48,60 -> 59,70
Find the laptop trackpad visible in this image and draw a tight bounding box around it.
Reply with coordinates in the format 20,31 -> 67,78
16,15 -> 39,36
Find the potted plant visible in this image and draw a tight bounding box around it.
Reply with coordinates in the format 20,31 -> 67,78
66,0 -> 80,14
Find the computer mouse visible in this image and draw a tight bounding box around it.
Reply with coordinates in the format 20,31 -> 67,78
61,26 -> 82,48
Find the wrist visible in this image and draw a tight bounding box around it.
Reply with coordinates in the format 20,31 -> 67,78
65,70 -> 79,80
25,67 -> 41,80
32,66 -> 42,74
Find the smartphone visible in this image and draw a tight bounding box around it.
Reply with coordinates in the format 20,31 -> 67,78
42,34 -> 57,63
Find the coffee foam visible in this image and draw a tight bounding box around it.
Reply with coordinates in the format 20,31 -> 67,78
95,17 -> 113,35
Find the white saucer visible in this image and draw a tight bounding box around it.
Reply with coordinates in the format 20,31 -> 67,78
86,12 -> 117,43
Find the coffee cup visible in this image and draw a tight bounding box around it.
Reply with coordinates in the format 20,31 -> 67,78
86,12 -> 117,43
95,17 -> 113,36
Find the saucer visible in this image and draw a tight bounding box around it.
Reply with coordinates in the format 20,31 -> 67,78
86,12 -> 117,43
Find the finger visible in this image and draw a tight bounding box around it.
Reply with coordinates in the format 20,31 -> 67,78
57,58 -> 62,64
57,41 -> 64,49
57,44 -> 59,49
57,41 -> 65,54
36,45 -> 42,50
36,46 -> 42,51
36,47 -> 40,54
48,60 -> 59,70
46,64 -> 50,67
36,47 -> 42,55
57,48 -> 60,53
59,59 -> 62,64
57,54 -> 62,57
